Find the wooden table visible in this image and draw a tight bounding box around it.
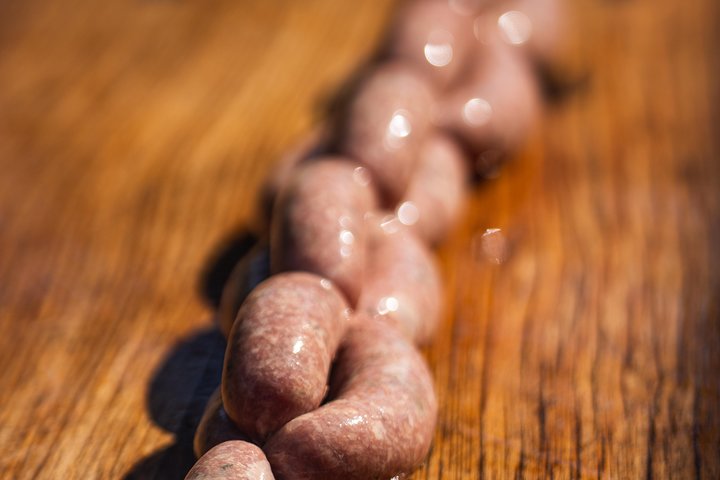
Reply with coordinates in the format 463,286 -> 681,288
1,0 -> 718,478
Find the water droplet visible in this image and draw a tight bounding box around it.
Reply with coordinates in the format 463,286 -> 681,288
473,228 -> 508,264
339,229 -> 355,245
385,111 -> 412,150
388,111 -> 412,138
377,296 -> 400,315
352,166 -> 371,187
346,415 -> 365,426
463,98 -> 493,126
397,201 -> 420,226
498,10 -> 533,45
424,30 -> 454,67
380,214 -> 401,234
473,15 -> 493,44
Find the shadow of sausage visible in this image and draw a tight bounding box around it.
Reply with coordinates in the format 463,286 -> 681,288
198,230 -> 260,309
124,223 -> 262,479
123,327 -> 227,480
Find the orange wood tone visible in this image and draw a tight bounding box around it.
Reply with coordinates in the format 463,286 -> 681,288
0,0 -> 718,478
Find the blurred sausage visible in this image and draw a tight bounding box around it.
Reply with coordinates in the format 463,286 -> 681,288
217,242 -> 270,339
222,272 -> 349,442
398,131 -> 468,244
446,0 -> 498,17
264,318 -> 437,480
194,388 -> 250,458
357,221 -> 442,345
386,0 -> 474,88
185,441 -> 275,480
472,0 -> 565,66
335,61 -> 435,203
271,158 -> 376,305
434,41 -> 540,155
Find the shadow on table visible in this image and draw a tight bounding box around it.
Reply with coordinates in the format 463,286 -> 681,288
125,225 -> 261,479
124,227 -> 258,479
123,327 -> 227,480
198,229 -> 260,309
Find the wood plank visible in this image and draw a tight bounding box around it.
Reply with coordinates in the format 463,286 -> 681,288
0,0 -> 717,478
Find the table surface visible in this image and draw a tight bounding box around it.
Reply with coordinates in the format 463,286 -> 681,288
1,0 -> 718,478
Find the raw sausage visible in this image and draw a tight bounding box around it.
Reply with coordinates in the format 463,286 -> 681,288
386,0 -> 474,88
185,441 -> 275,480
335,61 -> 435,203
222,272 -> 349,442
398,131 -> 468,244
357,222 -> 442,345
194,388 -> 250,458
271,158 -> 376,304
434,41 -> 539,155
264,318 -> 437,480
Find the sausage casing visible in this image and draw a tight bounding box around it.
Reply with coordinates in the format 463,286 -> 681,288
473,0 -> 564,67
271,158 -> 376,304
264,319 -> 438,480
336,62 -> 435,203
387,0 -> 474,88
434,42 -> 539,155
194,388 -> 250,458
398,131 -> 468,244
222,272 -> 349,442
357,224 -> 443,345
185,441 -> 275,480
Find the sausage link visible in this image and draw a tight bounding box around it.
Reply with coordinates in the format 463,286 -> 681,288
336,61 -> 435,203
222,272 -> 349,442
434,41 -> 540,155
386,0 -> 474,88
194,388 -> 251,458
271,158 -> 376,305
185,441 -> 275,480
264,319 -> 437,480
357,223 -> 442,345
397,131 -> 468,244
218,243 -> 271,339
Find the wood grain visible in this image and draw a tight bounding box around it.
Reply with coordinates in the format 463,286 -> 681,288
0,0 -> 718,478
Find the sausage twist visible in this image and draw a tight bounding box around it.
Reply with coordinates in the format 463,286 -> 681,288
186,0 -> 565,478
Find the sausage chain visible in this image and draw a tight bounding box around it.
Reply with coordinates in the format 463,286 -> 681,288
185,0 -> 565,478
